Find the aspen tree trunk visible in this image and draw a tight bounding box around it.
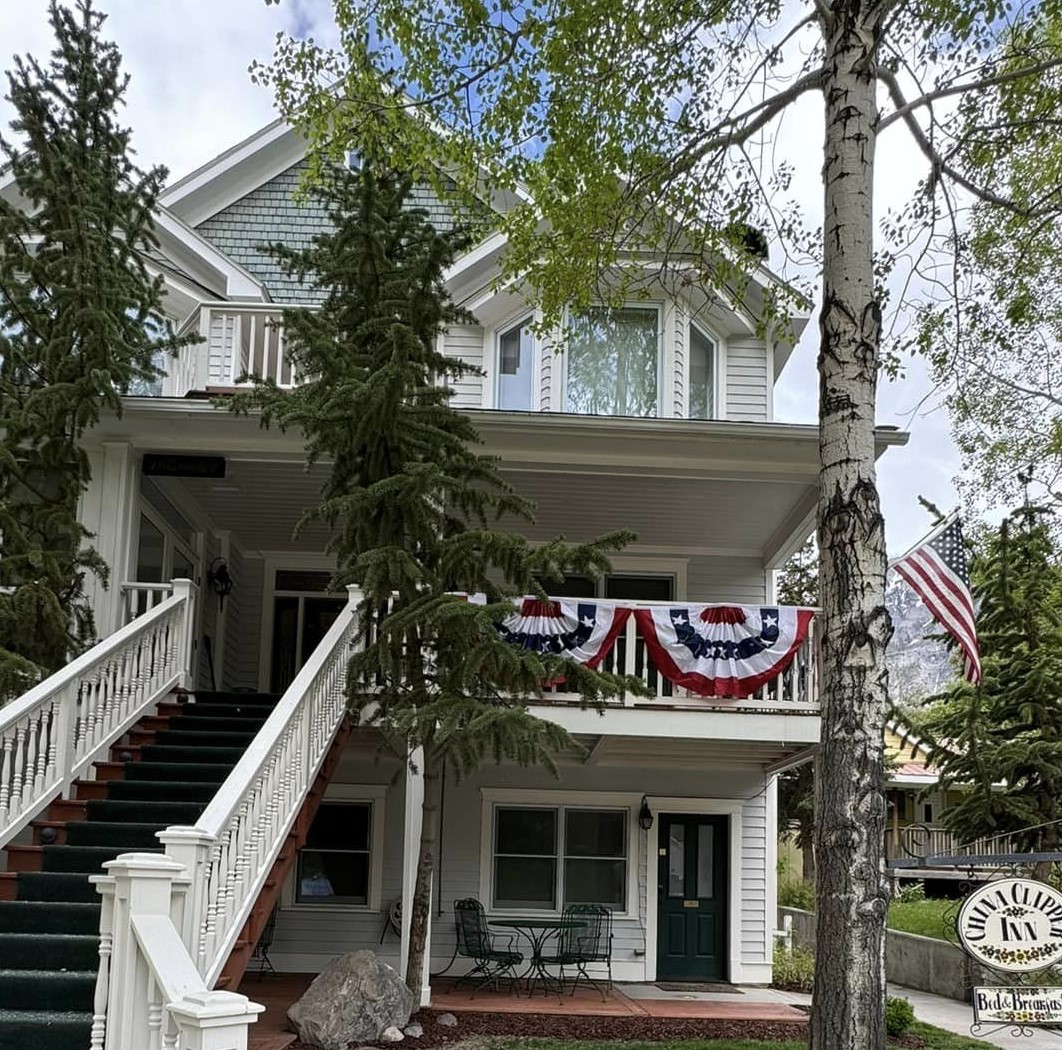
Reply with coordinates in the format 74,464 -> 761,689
405,750 -> 444,996
811,5 -> 893,1048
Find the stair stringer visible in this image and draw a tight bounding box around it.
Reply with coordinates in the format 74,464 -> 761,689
214,714 -> 353,990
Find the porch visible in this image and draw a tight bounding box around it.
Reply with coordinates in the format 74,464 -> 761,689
240,973 -> 809,1050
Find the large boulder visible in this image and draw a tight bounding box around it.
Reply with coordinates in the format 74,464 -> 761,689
288,950 -> 415,1050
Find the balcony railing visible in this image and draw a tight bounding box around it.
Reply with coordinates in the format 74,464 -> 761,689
164,303 -> 303,396
885,824 -> 1022,863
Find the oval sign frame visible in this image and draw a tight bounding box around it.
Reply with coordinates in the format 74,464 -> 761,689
956,877 -> 1062,973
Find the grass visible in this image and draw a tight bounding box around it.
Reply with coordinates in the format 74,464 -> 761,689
887,898 -> 953,941
486,1024 -> 995,1050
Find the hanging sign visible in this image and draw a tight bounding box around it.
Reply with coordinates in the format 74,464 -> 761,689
956,877 -> 1062,973
142,453 -> 226,479
972,986 -> 1062,1026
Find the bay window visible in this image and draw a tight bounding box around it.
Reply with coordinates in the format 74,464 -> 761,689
492,805 -> 629,911
566,306 -> 660,417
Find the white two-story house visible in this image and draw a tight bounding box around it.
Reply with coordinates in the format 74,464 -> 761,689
0,118 -> 906,1050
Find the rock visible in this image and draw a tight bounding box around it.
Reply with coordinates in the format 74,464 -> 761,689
403,1023 -> 424,1038
381,1027 -> 405,1042
287,950 -> 414,1050
436,1013 -> 458,1027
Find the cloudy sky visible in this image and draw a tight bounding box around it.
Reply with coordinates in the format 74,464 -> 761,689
0,0 -> 965,555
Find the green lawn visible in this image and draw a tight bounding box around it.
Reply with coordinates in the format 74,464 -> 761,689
491,1023 -> 994,1050
887,897 -> 953,940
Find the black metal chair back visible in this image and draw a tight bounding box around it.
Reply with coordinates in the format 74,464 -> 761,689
454,897 -> 492,958
564,903 -> 610,961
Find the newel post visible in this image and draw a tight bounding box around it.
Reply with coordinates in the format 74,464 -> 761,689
170,578 -> 198,690
158,826 -> 216,963
166,991 -> 264,1050
97,852 -> 187,1050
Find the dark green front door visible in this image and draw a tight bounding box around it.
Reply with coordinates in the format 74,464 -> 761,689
656,814 -> 728,980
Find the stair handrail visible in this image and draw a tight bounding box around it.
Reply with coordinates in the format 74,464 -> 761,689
161,584 -> 362,985
0,579 -> 197,848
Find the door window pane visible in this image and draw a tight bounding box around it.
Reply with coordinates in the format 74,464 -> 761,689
172,548 -> 195,582
498,321 -> 534,410
668,823 -> 685,897
297,801 -> 373,905
300,597 -> 346,663
135,515 -> 165,583
271,596 -> 299,693
689,325 -> 715,419
567,307 -> 659,417
696,823 -> 715,899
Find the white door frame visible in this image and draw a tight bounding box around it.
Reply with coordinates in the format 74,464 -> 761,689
643,797 -> 744,984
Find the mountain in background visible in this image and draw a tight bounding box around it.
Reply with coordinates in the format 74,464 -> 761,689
885,572 -> 956,704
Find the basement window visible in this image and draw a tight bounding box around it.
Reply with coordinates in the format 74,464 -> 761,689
296,801 -> 372,906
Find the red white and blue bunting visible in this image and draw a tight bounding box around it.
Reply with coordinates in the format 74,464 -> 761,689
493,598 -> 631,669
632,604 -> 815,698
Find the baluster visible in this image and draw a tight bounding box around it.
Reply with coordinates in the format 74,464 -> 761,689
21,717 -> 40,808
248,313 -> 258,379
43,698 -> 59,788
162,1016 -> 179,1050
0,733 -> 15,821
10,726 -> 27,819
276,321 -> 287,385
201,845 -> 223,968
147,974 -> 163,1050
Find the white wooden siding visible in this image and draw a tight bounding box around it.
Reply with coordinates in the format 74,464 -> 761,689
221,546 -> 264,691
725,339 -> 770,421
671,301 -> 687,417
266,751 -> 772,978
442,325 -> 484,408
687,556 -> 768,604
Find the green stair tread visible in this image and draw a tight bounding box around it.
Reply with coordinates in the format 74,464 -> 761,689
0,970 -> 96,1011
0,933 -> 100,970
0,901 -> 100,934
64,821 -> 167,848
172,715 -> 271,732
105,779 -> 222,802
42,843 -> 162,872
121,761 -> 233,782
15,873 -> 96,903
139,744 -> 246,763
85,799 -> 203,823
154,729 -> 261,746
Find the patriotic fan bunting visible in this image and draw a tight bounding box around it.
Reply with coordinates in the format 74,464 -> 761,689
633,604 -> 816,698
494,598 -> 631,668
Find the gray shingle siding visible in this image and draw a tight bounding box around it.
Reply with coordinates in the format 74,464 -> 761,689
195,160 -> 461,304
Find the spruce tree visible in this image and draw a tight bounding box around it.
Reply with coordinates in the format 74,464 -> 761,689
924,508 -> 1062,858
0,0 -> 189,702
238,160 -> 639,991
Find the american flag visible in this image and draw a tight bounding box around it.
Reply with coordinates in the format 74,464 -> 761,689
891,516 -> 981,684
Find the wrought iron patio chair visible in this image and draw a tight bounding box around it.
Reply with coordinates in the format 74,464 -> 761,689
541,903 -> 613,1000
453,898 -> 523,997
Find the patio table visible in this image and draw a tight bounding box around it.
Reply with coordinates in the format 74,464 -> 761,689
490,917 -> 583,997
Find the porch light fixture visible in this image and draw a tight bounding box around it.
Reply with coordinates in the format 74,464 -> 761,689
207,557 -> 233,611
638,796 -> 654,831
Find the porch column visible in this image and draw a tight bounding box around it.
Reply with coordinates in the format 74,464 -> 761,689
400,746 -> 432,1006
79,442 -> 139,637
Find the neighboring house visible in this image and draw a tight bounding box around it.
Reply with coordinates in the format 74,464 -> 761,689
0,119 -> 907,1048
884,718 -> 953,864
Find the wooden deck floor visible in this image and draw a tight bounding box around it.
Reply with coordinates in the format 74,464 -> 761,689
239,973 -> 808,1050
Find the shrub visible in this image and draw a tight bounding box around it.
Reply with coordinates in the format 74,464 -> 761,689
885,995 -> 915,1037
772,942 -> 815,993
894,880 -> 926,903
778,877 -> 815,910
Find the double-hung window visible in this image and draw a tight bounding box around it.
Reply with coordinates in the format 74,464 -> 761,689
491,805 -> 628,911
566,306 -> 660,417
296,800 -> 373,906
688,323 -> 716,419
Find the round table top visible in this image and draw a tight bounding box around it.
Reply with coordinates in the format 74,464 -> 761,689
490,917 -> 583,929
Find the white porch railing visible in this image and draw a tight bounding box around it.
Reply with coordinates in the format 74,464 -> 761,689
0,580 -> 197,849
165,303 -> 306,395
92,585 -> 361,1048
549,604 -> 820,712
119,581 -> 175,624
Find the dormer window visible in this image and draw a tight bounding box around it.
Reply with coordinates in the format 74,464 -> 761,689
497,318 -> 534,411
565,306 -> 660,417
689,323 -> 716,419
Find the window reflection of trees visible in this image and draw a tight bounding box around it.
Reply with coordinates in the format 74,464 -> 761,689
566,306 -> 659,417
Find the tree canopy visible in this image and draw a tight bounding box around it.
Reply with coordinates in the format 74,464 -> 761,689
0,0 -> 188,702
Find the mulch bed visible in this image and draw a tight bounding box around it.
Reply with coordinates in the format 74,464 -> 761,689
289,1009 -> 812,1050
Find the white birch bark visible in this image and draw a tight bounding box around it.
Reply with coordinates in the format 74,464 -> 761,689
811,5 -> 893,1048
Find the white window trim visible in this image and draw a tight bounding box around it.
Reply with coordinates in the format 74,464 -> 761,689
479,788 -> 641,919
561,302 -> 665,419
485,311 -> 538,412
687,320 -> 722,422
282,784 -> 388,913
642,796 -> 743,984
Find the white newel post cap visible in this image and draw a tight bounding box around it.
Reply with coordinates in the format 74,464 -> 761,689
166,990 -> 265,1050
346,583 -> 363,605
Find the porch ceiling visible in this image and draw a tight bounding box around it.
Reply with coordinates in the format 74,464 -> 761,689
574,733 -> 807,769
